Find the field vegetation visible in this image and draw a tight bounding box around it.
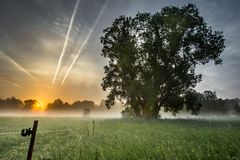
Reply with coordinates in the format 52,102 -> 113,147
0,117 -> 240,160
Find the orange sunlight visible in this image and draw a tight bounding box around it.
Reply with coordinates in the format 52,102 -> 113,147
32,101 -> 46,112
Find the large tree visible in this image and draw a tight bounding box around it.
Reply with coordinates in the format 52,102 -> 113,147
100,4 -> 225,118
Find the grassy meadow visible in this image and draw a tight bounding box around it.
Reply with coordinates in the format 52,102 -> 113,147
0,117 -> 240,160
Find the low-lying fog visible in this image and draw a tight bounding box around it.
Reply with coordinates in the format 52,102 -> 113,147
1,110 -> 240,121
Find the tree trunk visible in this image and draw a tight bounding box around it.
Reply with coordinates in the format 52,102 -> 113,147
142,106 -> 151,118
142,105 -> 159,119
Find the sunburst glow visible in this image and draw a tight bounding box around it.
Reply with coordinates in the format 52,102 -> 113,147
32,101 -> 46,112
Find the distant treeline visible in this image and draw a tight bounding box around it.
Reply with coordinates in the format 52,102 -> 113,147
121,90 -> 240,117
196,91 -> 240,115
0,98 -> 106,111
46,99 -> 100,111
0,91 -> 240,115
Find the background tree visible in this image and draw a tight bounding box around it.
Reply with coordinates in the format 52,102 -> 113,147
200,90 -> 227,114
72,100 -> 95,110
23,99 -> 38,110
0,97 -> 23,110
202,91 -> 217,103
47,99 -> 66,110
101,4 -> 225,118
184,89 -> 202,115
46,99 -> 95,111
234,98 -> 240,115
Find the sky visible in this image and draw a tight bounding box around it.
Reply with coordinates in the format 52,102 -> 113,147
0,0 -> 240,106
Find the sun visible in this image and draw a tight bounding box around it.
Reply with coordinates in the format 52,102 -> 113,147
32,101 -> 46,112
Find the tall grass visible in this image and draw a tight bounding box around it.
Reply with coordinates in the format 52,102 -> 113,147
0,117 -> 239,160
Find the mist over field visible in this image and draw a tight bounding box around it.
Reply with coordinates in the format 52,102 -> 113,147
1,106 -> 240,121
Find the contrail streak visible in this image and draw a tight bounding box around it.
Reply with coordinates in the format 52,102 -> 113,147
52,0 -> 81,84
0,51 -> 36,81
0,80 -> 23,88
7,81 -> 23,88
60,1 -> 108,86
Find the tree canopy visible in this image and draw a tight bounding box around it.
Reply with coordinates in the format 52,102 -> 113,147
101,4 -> 225,118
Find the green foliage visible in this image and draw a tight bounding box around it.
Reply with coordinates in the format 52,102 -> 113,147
199,91 -> 238,114
101,4 -> 225,118
203,91 -> 217,103
0,117 -> 240,160
185,89 -> 202,115
235,102 -> 240,115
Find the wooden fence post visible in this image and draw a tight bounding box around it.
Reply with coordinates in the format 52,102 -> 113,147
27,120 -> 38,160
21,120 -> 38,160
